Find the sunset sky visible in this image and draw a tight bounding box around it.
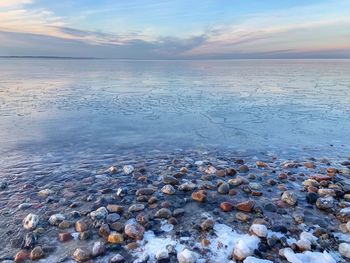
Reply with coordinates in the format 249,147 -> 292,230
0,0 -> 349,59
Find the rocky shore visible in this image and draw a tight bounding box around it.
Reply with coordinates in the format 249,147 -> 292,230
1,151 -> 350,262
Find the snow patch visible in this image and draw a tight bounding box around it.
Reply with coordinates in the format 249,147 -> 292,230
280,247 -> 336,263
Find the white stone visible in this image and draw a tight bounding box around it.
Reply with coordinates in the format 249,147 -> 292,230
249,224 -> 268,238
339,243 -> 350,259
205,165 -> 217,174
177,249 -> 198,263
123,165 -> 134,174
38,189 -> 54,197
90,207 -> 108,220
23,213 -> 39,230
161,184 -> 176,195
346,221 -> 350,232
48,213 -> 65,226
233,235 -> 260,260
279,247 -> 336,263
296,238 -> 311,251
155,250 -> 169,260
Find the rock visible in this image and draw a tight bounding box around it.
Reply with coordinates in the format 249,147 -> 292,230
90,207 -> 108,220
92,241 -> 106,257
338,207 -> 350,223
58,232 -> 73,242
58,220 -> 70,229
191,190 -> 206,202
249,224 -> 268,238
155,208 -> 172,219
236,212 -> 250,222
339,243 -> 350,259
0,181 -> 8,190
316,196 -> 334,210
218,183 -> 230,194
216,169 -> 226,177
249,182 -> 262,191
128,204 -> 145,212
179,182 -> 196,191
161,185 -> 176,195
239,165 -> 249,173
310,174 -> 333,182
228,176 -> 247,186
30,246 -> 44,260
107,232 -> 124,244
292,212 -> 304,224
264,203 -> 277,212
162,175 -> 178,185
136,188 -> 155,196
109,254 -> 125,263
317,188 -> 336,197
296,238 -> 311,251
180,167 -> 188,173
220,202 -> 233,212
346,221 -> 350,232
306,192 -> 318,204
201,219 -> 214,231
99,223 -> 111,237
173,208 -> 185,217
14,250 -> 29,262
23,214 -> 39,230
108,166 -> 117,173
281,191 -> 297,205
233,235 -> 260,260
124,222 -> 145,240
123,165 -> 134,174
72,248 -> 91,262
49,213 -> 65,226
205,166 -> 217,174
37,189 -> 54,197
177,249 -> 198,263
75,219 -> 90,232
236,200 -> 255,212
304,162 -> 316,169
156,250 -> 169,261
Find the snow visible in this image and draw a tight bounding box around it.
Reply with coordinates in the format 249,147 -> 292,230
280,248 -> 336,263
233,235 -> 260,260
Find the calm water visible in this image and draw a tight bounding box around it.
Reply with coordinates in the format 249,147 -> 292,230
0,59 -> 350,168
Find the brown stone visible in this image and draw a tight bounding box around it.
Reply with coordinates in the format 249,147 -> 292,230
278,173 -> 287,180
304,162 -> 316,169
75,219 -> 90,232
220,202 -> 233,212
126,242 -> 139,250
236,200 -> 255,212
226,168 -> 237,176
307,186 -> 318,193
201,219 -> 214,231
251,191 -> 262,196
235,212 -> 250,222
229,189 -> 237,196
99,224 -> 110,237
191,190 -> 206,202
58,220 -> 70,229
108,233 -> 124,244
216,169 -> 226,177
201,239 -> 211,246
58,232 -> 73,242
310,174 -> 332,182
180,167 -> 188,173
256,161 -> 268,168
14,250 -> 29,263
72,248 -> 91,262
106,204 -> 124,213
124,223 -> 145,240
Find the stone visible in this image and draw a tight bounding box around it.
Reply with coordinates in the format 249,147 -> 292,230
128,204 -> 145,212
220,202 -> 233,212
123,165 -> 134,174
99,223 -> 110,237
162,175 -> 178,185
90,207 -> 108,220
216,169 -> 226,177
180,167 -> 188,173
108,166 -> 117,173
338,207 -> 350,223
92,241 -> 106,257
317,188 -> 336,197
109,254 -> 125,263
49,213 -> 65,226
75,219 -> 91,232
249,182 -> 262,191
22,233 -> 37,249
155,208 -> 172,219
236,212 -> 250,222
108,232 -> 124,244
233,235 -> 260,260
304,162 -> 316,169
218,182 -> 230,194
173,208 -> 185,217
58,220 -> 70,229
306,192 -> 318,204
292,212 -> 304,224
124,222 -> 145,240
0,181 -> 8,190
228,176 -> 247,186
37,189 -> 54,197
14,250 -> 29,263
107,205 -> 124,214
256,161 -> 268,168
239,165 -> 249,173
58,232 -> 73,242
201,219 -> 214,231
316,196 -> 334,210
191,190 -> 206,202
177,249 -> 198,263
72,248 -> 91,262
23,213 -> 39,230
30,246 -> 44,260
179,182 -> 196,191
339,243 -> 350,259
310,174 -> 333,182
249,224 -> 268,237
236,200 -> 255,212
205,166 -> 217,174
281,191 -> 297,205
161,184 -> 176,195
264,203 -> 277,212
135,188 -> 155,196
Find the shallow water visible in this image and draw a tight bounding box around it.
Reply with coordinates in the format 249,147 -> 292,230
0,59 -> 349,164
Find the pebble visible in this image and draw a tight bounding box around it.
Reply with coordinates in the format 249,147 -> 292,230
220,201 -> 233,212
316,196 -> 334,210
49,213 -> 66,226
123,165 -> 134,174
281,191 -> 298,205
72,248 -> 91,262
107,232 -> 124,244
191,190 -> 206,202
58,232 -> 73,242
90,207 -> 108,220
135,188 -> 155,196
179,182 -> 196,191
30,246 -> 44,260
124,222 -> 145,240
162,175 -> 178,185
217,182 -> 229,194
92,241 -> 106,257
236,212 -> 250,222
161,184 -> 176,195
155,208 -> 172,219
236,200 -> 255,212
75,219 -> 90,232
14,250 -> 29,262
128,204 -> 145,212
239,165 -> 249,173
109,254 -> 125,263
306,192 -> 318,204
201,219 -> 214,231
250,224 -> 268,237
23,214 -> 39,230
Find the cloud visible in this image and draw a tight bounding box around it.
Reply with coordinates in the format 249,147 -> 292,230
0,0 -> 32,8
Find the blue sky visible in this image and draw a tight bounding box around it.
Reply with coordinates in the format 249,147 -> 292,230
0,0 -> 349,58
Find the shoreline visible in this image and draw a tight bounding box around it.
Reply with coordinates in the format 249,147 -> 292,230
1,150 -> 350,262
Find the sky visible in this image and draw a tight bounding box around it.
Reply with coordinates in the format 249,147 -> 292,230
0,0 -> 349,59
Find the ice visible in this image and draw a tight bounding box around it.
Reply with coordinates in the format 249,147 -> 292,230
233,235 -> 260,260
280,248 -> 336,263
243,256 -> 273,263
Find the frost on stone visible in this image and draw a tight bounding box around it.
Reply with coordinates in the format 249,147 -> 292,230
279,247 -> 336,263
